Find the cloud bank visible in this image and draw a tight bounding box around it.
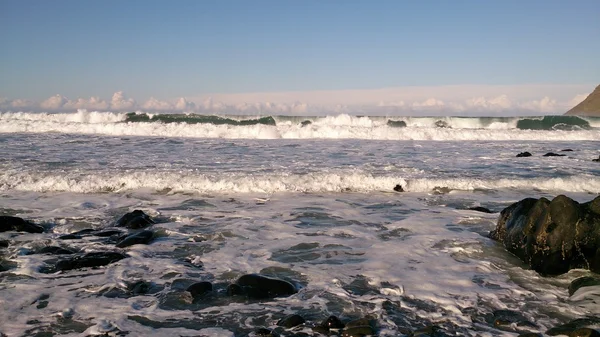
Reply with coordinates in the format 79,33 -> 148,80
0,84 -> 594,116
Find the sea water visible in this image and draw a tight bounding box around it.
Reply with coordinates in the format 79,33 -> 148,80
0,111 -> 599,336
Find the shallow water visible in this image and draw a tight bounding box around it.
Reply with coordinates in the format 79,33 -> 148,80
1,114 -> 599,336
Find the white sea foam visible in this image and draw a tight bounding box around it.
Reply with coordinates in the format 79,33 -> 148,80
1,111 -> 599,140
2,170 -> 599,194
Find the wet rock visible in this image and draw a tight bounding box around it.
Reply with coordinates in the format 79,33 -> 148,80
40,251 -> 128,273
115,230 -> 154,248
93,229 -> 123,237
254,327 -> 279,336
0,240 -> 9,248
228,274 -> 297,299
543,152 -> 566,157
569,276 -> 600,296
0,216 -> 44,233
546,318 -> 600,336
387,119 -> 407,128
342,325 -> 375,336
516,152 -> 532,157
410,325 -> 443,336
593,156 -> 600,162
186,281 -> 213,299
468,206 -> 494,213
37,246 -> 75,255
317,315 -> 345,331
393,184 -> 404,192
301,120 -> 312,127
115,210 -> 154,229
277,314 -> 305,329
517,333 -> 543,337
562,149 -> 574,152
570,328 -> 600,337
489,195 -> 600,275
0,259 -> 17,272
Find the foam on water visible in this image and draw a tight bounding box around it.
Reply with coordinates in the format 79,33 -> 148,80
2,111 -> 600,140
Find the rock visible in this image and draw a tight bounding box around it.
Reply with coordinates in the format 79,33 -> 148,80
546,318 -> 600,336
394,184 -> 404,192
0,259 -> 17,272
115,230 -> 154,248
569,276 -> 600,296
37,246 -> 75,255
517,334 -> 543,337
387,120 -> 407,128
562,149 -> 574,152
410,325 -> 442,336
0,240 -> 9,248
342,325 -> 375,336
543,152 -> 566,157
320,315 -> 345,329
0,216 -> 45,233
93,229 -> 124,237
186,281 -> 213,299
593,156 -> 600,162
468,206 -> 494,213
254,328 -> 278,336
58,233 -> 83,240
228,274 -> 297,299
40,251 -> 128,273
569,328 -> 600,337
115,210 -> 154,229
516,152 -> 532,157
301,120 -> 312,127
490,195 -> 600,275
277,314 -> 305,328
565,84 -> 600,116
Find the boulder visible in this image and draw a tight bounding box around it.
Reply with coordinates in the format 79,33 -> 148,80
277,314 -> 305,328
40,251 -> 128,273
0,216 -> 44,233
516,152 -> 532,158
569,276 -> 600,296
115,230 -> 154,248
227,274 -> 297,299
394,184 -> 404,192
543,152 -> 566,157
593,156 -> 600,162
490,195 -> 600,275
115,210 -> 154,229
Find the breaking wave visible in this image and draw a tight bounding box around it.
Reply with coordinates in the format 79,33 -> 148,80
1,111 -> 599,140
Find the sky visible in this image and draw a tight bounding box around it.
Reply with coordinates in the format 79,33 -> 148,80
1,0 -> 599,115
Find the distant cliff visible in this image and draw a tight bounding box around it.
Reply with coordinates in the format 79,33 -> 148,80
565,84 -> 600,116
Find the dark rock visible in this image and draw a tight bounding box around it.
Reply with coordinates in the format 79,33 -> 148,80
0,259 -> 17,272
569,276 -> 600,296
562,149 -> 574,152
277,314 -> 305,328
569,328 -> 600,337
94,229 -> 124,237
301,120 -> 312,127
321,315 -> 345,330
394,184 -> 404,192
342,325 -> 375,337
254,328 -> 278,336
116,210 -> 154,229
468,206 -> 494,213
546,318 -> 600,336
517,334 -> 543,337
543,152 -> 566,157
37,246 -> 75,255
490,195 -> 600,275
226,283 -> 243,296
40,251 -> 128,273
0,216 -> 44,233
410,325 -> 442,336
0,240 -> 9,248
186,281 -> 213,299
229,274 -> 297,299
516,152 -> 532,157
58,233 -> 82,240
593,156 -> 600,162
115,230 -> 154,248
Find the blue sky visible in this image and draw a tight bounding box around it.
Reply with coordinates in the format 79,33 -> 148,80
0,0 -> 599,113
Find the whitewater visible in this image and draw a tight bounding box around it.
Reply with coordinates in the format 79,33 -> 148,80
1,110 -> 599,336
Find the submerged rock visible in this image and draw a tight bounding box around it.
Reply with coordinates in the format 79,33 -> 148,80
227,274 -> 297,299
186,281 -> 213,300
468,206 -> 494,213
115,210 -> 154,229
277,314 -> 305,329
40,252 -> 128,273
0,216 -> 45,233
115,230 -> 154,248
543,152 -> 566,157
546,318 -> 600,336
394,184 -> 404,192
490,195 -> 600,275
516,152 -> 532,157
36,246 -> 75,255
569,276 -> 600,296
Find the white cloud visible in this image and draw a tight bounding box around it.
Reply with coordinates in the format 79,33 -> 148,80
110,91 -> 136,111
0,84 -> 596,115
40,94 -> 68,110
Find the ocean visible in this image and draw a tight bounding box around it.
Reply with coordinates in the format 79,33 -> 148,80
0,111 -> 599,336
